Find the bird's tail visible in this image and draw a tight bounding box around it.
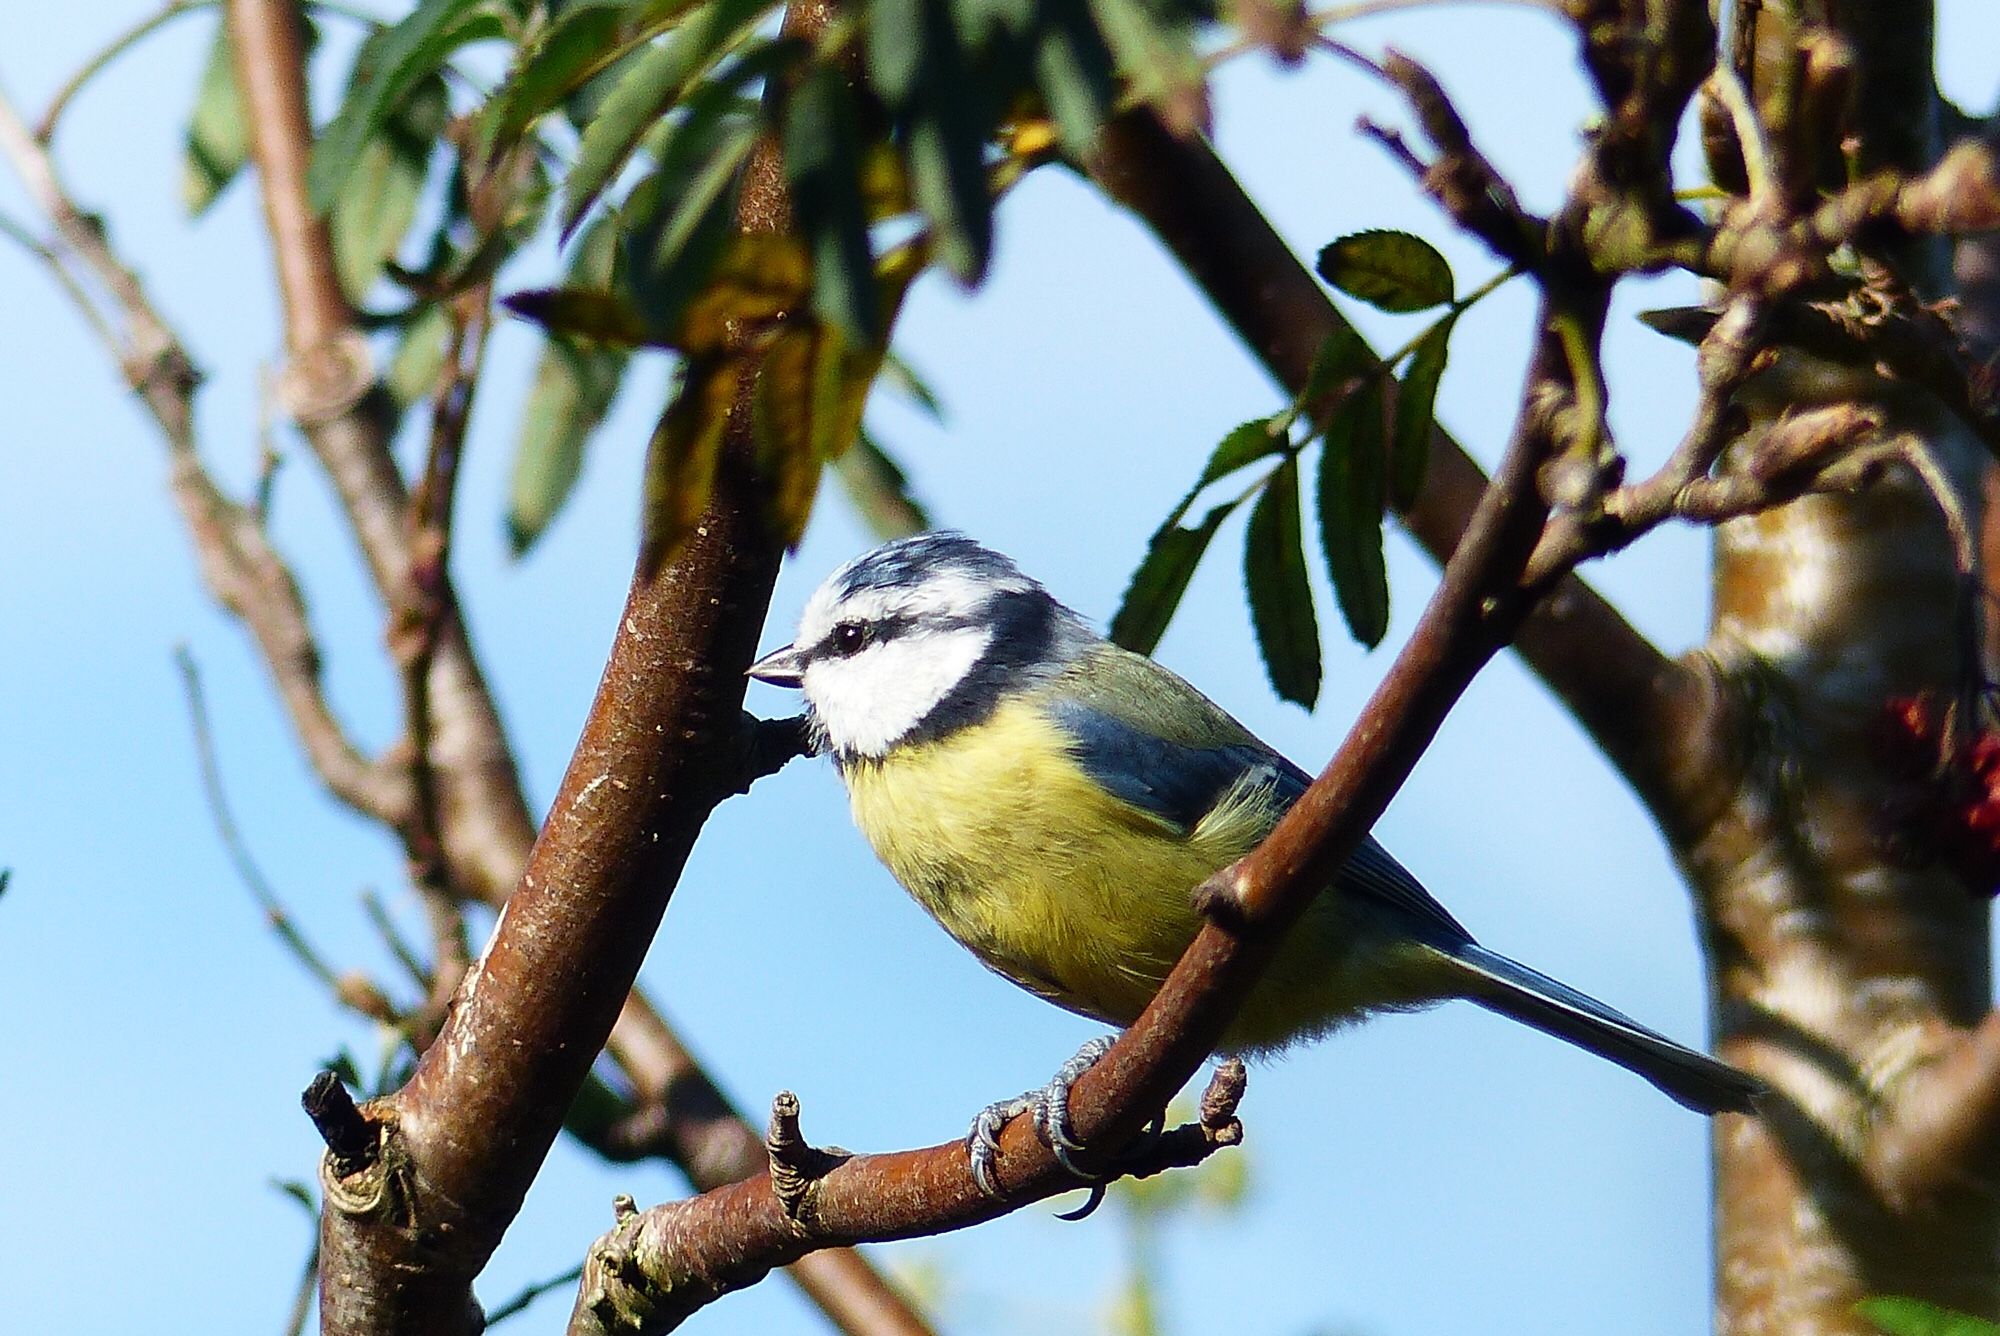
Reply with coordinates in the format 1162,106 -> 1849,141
1443,941 -> 1763,1115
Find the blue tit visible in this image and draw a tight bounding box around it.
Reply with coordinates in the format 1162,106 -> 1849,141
750,533 -> 1760,1179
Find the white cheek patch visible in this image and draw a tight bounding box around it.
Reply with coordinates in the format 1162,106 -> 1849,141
804,627 -> 992,757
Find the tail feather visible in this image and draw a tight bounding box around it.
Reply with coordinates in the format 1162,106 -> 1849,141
1445,942 -> 1763,1115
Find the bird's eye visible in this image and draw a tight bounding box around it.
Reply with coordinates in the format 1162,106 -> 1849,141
831,621 -> 867,655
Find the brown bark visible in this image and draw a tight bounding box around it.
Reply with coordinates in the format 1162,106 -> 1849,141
1677,5 -> 2000,1331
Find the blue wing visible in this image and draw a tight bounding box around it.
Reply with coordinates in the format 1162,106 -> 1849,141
1046,695 -> 1471,948
1047,696 -> 1298,832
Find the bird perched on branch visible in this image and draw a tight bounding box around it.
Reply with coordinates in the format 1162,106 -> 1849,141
750,532 -> 1761,1192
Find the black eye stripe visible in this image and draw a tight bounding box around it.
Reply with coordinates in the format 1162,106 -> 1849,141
821,614 -> 911,658
816,607 -> 999,661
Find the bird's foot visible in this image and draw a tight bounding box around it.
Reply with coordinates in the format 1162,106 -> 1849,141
966,1036 -> 1165,1214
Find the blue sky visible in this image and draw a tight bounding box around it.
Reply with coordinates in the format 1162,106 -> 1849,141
3,3 -> 1998,1333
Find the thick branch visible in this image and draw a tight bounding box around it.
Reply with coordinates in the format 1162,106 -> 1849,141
309,4 -> 941,1333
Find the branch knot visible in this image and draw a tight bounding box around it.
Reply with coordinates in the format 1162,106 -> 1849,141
766,1091 -> 850,1226
277,329 -> 374,427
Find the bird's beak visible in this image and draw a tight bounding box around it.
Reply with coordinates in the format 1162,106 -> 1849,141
747,644 -> 808,688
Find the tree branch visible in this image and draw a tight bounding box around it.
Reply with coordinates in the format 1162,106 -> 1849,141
0,84 -> 407,823
175,645 -> 400,1022
228,0 -> 412,584
309,3 -> 942,1331
574,1066 -> 1246,1334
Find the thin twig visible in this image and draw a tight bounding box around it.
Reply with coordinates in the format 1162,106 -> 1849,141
1708,67 -> 1779,211
361,887 -> 434,995
174,644 -> 351,995
33,0 -> 392,143
486,1263 -> 586,1326
36,0 -> 214,143
394,285 -> 490,1027
1204,0 -> 1558,71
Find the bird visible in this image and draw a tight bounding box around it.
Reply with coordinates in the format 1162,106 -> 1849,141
749,532 -> 1761,1191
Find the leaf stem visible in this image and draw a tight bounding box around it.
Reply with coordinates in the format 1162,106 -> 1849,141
1376,264 -> 1517,369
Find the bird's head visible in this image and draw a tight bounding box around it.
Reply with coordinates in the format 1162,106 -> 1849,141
750,533 -> 1090,760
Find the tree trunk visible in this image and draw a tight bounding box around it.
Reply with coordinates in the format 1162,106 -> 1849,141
1695,10 -> 1999,1328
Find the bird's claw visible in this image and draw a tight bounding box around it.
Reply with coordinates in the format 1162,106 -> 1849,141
964,1035 -> 1120,1202
967,1095 -> 1029,1198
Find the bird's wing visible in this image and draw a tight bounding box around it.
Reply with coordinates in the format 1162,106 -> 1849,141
1046,645 -> 1472,947
1046,695 -> 1290,834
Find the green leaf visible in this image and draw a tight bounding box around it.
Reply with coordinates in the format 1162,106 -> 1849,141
508,337 -> 629,553
876,352 -> 945,422
784,65 -> 880,343
751,328 -> 833,547
558,0 -> 773,235
479,2 -> 630,152
1316,229 -> 1455,313
907,102 -> 993,283
1244,456 -> 1321,706
269,1178 -> 318,1213
184,14 -> 321,215
623,112 -> 760,334
1031,0 -> 1118,153
950,0 -> 1038,47
899,2 -> 992,283
1636,304 -> 1719,345
328,75 -> 446,303
1192,419 -> 1286,495
507,216 -> 630,554
1109,500 -> 1233,656
1107,419 -> 1287,653
866,0 -> 927,108
1391,313 -> 1453,509
1166,417 -> 1288,530
1315,378 -> 1389,647
641,351 -> 741,573
1273,324 -> 1368,435
835,431 -> 932,539
309,0 -> 501,212
652,230 -> 811,353
1858,1298 -> 2000,1336
385,302 -> 454,407
182,23 -> 249,215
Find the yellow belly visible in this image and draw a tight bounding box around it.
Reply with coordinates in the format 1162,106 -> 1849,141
839,696 -> 1434,1050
